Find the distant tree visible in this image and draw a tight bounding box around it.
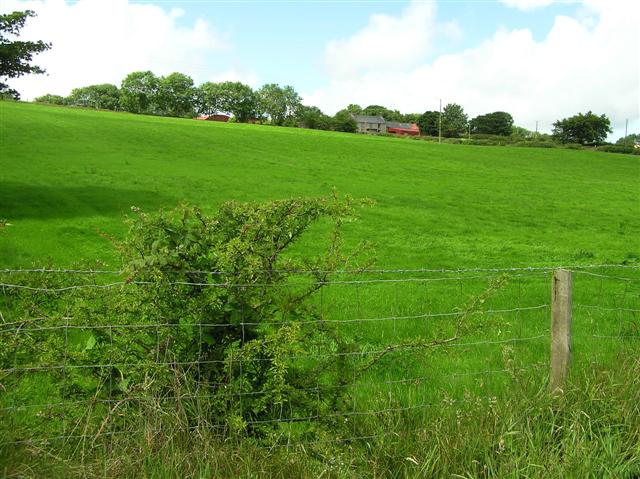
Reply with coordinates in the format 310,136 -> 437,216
616,133 -> 639,146
511,125 -> 534,140
0,10 -> 51,99
417,111 -> 439,136
67,83 -> 120,110
297,105 -> 332,130
34,93 -> 65,105
441,103 -> 468,138
400,113 -> 420,123
156,72 -> 195,117
470,111 -> 513,136
361,105 -> 402,121
344,104 -> 362,115
257,83 -> 301,126
552,111 -> 612,145
217,81 -> 257,123
120,71 -> 159,114
196,81 -> 224,116
332,110 -> 357,133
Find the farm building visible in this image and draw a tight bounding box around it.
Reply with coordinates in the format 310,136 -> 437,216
195,114 -> 231,122
351,114 -> 387,134
386,122 -> 420,136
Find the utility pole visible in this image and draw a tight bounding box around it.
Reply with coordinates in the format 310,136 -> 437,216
625,118 -> 628,141
438,99 -> 442,144
535,120 -> 539,135
468,123 -> 471,140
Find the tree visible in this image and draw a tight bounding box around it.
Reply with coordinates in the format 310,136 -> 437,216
156,72 -> 195,117
552,111 -> 612,145
332,110 -> 357,133
400,113 -> 420,124
511,125 -> 534,140
0,10 -> 51,99
470,111 -> 513,136
441,103 -> 468,138
344,104 -> 362,115
67,83 -> 120,110
417,111 -> 439,136
34,93 -> 65,105
616,133 -> 639,146
257,83 -> 301,126
297,105 -> 332,130
217,81 -> 257,123
196,81 -> 224,116
119,71 -> 159,114
361,104 -> 402,121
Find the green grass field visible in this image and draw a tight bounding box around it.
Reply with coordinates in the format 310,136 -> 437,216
1,101 -> 638,269
1,101 -> 639,477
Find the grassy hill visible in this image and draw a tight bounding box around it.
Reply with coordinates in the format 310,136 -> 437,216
1,100 -> 638,268
1,101 -> 639,478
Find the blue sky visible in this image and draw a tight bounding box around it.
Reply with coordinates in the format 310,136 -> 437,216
4,0 -> 638,139
167,0 -> 579,91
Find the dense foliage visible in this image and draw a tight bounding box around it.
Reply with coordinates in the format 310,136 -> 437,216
470,111 -> 514,136
1,195 -> 374,441
417,110 -> 439,136
0,10 -> 50,99
441,103 -> 469,138
552,111 -> 612,145
67,83 -> 120,110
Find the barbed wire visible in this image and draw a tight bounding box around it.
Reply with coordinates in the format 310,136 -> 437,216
0,273 -> 549,293
0,390 -> 539,448
2,263 -> 638,276
575,304 -> 640,313
591,335 -> 640,340
569,270 -> 640,282
0,363 -> 547,414
1,334 -> 548,374
0,304 -> 550,333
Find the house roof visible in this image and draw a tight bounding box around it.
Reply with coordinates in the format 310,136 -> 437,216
386,122 -> 418,130
351,114 -> 386,123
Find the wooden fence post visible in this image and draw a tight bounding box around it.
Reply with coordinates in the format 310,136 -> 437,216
550,269 -> 572,394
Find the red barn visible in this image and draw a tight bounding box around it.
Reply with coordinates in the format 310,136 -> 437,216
195,114 -> 230,122
386,122 -> 420,136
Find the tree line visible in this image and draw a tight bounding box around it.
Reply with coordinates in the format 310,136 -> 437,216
3,9 -> 630,147
35,73 -> 619,146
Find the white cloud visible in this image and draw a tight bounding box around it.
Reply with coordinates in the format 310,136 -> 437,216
2,0 -> 229,100
210,67 -> 259,88
502,0 -> 555,11
324,0 -> 437,79
306,1 -> 639,138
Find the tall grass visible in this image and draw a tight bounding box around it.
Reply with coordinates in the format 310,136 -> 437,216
3,354 -> 638,478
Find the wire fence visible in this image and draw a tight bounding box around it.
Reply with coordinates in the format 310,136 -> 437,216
0,264 -> 638,449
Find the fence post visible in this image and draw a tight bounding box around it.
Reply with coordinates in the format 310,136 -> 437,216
550,269 -> 572,394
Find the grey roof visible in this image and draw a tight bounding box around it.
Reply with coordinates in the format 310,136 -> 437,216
351,114 -> 386,123
386,121 -> 415,129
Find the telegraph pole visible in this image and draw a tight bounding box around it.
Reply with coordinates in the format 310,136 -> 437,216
535,120 -> 539,135
438,99 -> 442,144
625,118 -> 628,141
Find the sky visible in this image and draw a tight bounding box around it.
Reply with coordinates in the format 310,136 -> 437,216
2,0 -> 638,140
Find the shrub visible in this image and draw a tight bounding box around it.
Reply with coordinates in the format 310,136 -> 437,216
1,195 -> 375,442
597,144 -> 639,155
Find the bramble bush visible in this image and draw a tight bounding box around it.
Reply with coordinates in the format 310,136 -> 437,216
1,194 -> 375,442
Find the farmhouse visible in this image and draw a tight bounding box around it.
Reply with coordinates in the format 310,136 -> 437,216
351,114 -> 387,134
386,121 -> 420,136
351,115 -> 420,136
195,114 -> 230,122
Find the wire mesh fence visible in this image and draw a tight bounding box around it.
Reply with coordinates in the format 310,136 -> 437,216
0,264 -> 638,449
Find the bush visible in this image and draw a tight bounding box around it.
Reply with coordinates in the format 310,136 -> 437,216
563,143 -> 584,150
597,144 -> 639,155
34,94 -> 66,105
1,195 -> 375,442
